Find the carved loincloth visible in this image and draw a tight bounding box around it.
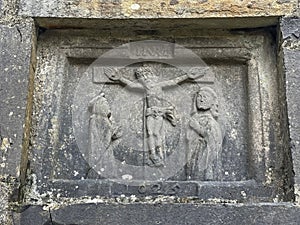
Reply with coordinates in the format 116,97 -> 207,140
146,106 -> 177,126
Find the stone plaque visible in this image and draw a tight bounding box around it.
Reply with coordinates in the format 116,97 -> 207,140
26,29 -> 289,202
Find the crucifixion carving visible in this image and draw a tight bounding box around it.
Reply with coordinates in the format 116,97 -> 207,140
103,66 -> 204,167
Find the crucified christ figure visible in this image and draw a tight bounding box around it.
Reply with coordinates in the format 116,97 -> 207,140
105,66 -> 204,167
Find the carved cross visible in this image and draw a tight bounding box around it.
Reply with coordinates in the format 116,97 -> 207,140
92,65 -> 214,167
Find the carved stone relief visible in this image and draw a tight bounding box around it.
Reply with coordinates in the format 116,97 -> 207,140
88,93 -> 122,172
186,87 -> 223,180
87,62 -> 224,180
28,31 -> 288,201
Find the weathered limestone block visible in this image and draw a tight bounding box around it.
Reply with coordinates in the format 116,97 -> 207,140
0,23 -> 34,177
21,24 -> 293,208
280,17 -> 300,202
0,0 -> 21,25
0,181 -> 12,225
0,176 -> 18,225
18,0 -> 297,19
16,203 -> 300,225
0,0 -> 35,223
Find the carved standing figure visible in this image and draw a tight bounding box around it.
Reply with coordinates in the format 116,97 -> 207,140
88,93 -> 121,165
187,87 -> 223,180
105,66 -> 203,167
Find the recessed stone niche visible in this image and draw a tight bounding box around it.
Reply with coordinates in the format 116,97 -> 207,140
26,23 -> 292,203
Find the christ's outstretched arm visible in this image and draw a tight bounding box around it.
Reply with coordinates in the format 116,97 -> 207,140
104,68 -> 144,90
119,77 -> 144,90
158,71 -> 205,88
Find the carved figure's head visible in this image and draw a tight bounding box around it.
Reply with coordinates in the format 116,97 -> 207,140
135,67 -> 156,81
89,93 -> 111,117
196,87 -> 217,110
194,87 -> 219,118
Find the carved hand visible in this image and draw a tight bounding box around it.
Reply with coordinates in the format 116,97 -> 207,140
187,67 -> 208,80
190,117 -> 207,136
104,68 -> 121,81
88,96 -> 100,112
189,118 -> 200,130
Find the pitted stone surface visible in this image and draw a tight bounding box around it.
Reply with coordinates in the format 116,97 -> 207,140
281,17 -> 300,202
0,23 -> 33,177
18,0 -> 297,19
24,27 -> 291,205
16,203 -> 300,225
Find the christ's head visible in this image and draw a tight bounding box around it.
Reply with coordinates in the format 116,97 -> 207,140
135,67 -> 158,82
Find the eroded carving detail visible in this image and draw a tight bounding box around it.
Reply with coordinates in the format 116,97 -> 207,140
187,87 -> 223,180
88,63 -> 224,181
104,66 -> 203,167
129,42 -> 174,59
88,93 -> 122,165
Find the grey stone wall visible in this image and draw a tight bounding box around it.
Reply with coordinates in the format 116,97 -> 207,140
14,203 -> 300,225
281,17 -> 300,201
0,0 -> 299,224
0,1 -> 34,224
